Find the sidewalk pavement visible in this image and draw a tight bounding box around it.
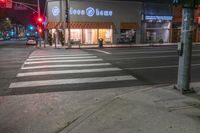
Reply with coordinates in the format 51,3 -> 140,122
0,84 -> 200,133
40,42 -> 200,49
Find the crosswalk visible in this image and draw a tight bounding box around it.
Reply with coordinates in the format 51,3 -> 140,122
9,50 -> 140,94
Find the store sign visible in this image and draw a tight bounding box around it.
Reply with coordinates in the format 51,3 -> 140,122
70,7 -> 113,17
52,6 -> 60,16
145,16 -> 173,21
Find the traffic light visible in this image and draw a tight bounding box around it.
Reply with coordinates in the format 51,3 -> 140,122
37,26 -> 44,34
37,16 -> 43,24
35,16 -> 44,34
0,0 -> 5,3
28,25 -> 34,31
65,9 -> 69,21
38,27 -> 42,33
0,0 -> 6,7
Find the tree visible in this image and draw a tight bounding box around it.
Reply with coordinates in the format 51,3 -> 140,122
0,18 -> 12,32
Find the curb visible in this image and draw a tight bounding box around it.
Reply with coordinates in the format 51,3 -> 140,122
42,43 -> 200,49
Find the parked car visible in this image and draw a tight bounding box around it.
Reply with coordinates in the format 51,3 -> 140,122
26,37 -> 37,45
0,37 -> 4,41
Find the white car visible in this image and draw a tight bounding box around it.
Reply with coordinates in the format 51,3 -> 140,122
0,37 -> 4,41
26,37 -> 37,45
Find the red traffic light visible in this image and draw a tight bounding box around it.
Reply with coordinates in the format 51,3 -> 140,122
37,17 -> 43,24
38,28 -> 43,33
0,0 -> 5,2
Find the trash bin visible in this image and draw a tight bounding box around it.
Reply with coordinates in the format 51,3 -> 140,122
98,38 -> 103,48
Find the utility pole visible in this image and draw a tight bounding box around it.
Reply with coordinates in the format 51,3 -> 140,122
176,0 -> 195,93
63,0 -> 67,46
66,0 -> 71,48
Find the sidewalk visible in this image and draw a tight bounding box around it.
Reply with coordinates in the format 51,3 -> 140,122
0,84 -> 200,133
42,42 -> 200,49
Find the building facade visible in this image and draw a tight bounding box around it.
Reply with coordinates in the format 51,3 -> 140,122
172,5 -> 200,43
46,0 -> 186,45
141,3 -> 172,43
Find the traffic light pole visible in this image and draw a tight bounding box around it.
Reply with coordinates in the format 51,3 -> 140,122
176,1 -> 195,94
37,0 -> 41,47
67,0 -> 71,48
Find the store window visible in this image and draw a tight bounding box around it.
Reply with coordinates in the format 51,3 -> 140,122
83,29 -> 98,44
146,22 -> 171,43
71,29 -> 82,44
118,29 -> 136,44
99,29 -> 112,44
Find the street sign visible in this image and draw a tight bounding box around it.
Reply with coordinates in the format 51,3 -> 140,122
6,0 -> 12,8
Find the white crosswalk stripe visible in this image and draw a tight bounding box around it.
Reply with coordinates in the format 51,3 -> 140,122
29,54 -> 93,58
17,68 -> 121,77
26,56 -> 98,61
21,63 -> 111,70
9,76 -> 135,88
24,59 -> 103,65
9,51 -> 138,90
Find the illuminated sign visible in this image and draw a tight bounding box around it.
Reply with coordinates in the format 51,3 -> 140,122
52,6 -> 60,16
145,16 -> 173,21
70,7 -> 113,17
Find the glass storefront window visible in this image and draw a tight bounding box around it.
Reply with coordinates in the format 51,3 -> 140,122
71,29 -> 82,44
99,29 -> 112,44
119,29 -> 136,44
64,28 -> 113,44
146,22 -> 171,43
83,29 -> 98,44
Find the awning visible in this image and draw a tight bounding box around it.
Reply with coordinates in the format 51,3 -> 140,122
120,22 -> 139,29
46,21 -> 115,29
46,22 -> 62,29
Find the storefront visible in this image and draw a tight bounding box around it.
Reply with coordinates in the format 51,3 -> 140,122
141,3 -> 173,43
46,0 -> 142,45
172,5 -> 200,43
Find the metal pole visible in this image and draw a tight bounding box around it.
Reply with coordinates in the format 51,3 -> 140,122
37,0 -> 40,17
67,0 -> 71,48
177,1 -> 194,93
62,0 -> 66,46
37,0 -> 41,47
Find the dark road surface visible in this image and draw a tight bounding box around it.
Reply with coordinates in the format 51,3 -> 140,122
84,46 -> 200,84
1,40 -> 200,96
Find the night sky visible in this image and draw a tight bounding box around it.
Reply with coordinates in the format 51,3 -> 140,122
5,0 -> 171,25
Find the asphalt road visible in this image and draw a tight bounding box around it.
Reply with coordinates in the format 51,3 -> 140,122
0,40 -> 35,95
85,45 -> 200,84
1,40 -> 200,96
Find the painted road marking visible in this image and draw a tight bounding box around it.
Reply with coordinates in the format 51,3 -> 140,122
112,49 -> 200,55
17,68 -> 121,77
125,63 -> 200,70
24,59 -> 103,65
107,55 -> 177,60
108,54 -> 200,60
9,75 -> 136,88
27,56 -> 98,61
22,63 -> 112,70
90,49 -> 111,54
29,54 -> 93,59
